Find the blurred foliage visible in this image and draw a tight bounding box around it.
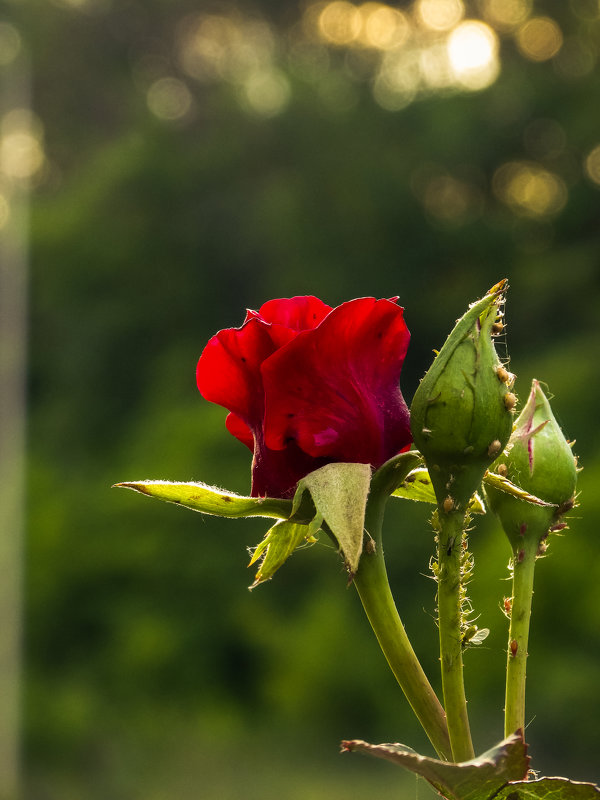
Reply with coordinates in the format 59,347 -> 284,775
1,0 -> 599,796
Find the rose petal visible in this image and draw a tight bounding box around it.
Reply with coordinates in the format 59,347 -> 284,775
261,298 -> 411,467
196,317 -> 277,430
256,296 -> 332,331
225,412 -> 254,451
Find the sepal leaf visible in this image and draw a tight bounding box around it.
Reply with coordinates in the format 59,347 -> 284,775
114,480 -> 293,520
483,472 -> 556,508
292,462 -> 372,576
249,518 -> 322,588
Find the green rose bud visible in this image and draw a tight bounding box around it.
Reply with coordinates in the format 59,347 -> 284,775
484,379 -> 578,553
411,281 -> 514,511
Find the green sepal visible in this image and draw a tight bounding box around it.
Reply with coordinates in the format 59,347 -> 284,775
292,462 -> 372,576
114,480 -> 293,520
341,732 -> 528,800
392,468 -> 485,514
248,517 -> 322,588
483,471 -> 556,509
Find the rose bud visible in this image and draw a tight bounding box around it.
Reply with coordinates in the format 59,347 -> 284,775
410,281 -> 513,510
197,296 -> 412,499
484,379 -> 578,551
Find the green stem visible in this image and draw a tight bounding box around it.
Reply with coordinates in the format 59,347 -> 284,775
504,537 -> 537,738
353,498 -> 452,762
437,509 -> 475,762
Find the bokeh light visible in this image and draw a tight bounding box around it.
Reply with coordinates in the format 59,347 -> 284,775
0,109 -> 45,181
416,0 -> 464,32
178,14 -> 276,85
358,3 -> 410,50
481,0 -> 532,32
0,22 -> 22,66
146,77 -> 192,121
554,36 -> 596,78
493,160 -> 568,217
373,48 -> 420,110
421,173 -> 483,225
242,69 -> 291,116
584,144 -> 600,186
515,16 -> 563,62
178,15 -> 234,81
420,43 -> 453,89
447,20 -> 500,90
318,1 -> 362,45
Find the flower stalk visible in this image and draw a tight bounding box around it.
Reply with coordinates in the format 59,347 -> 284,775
353,486 -> 452,761
504,536 -> 537,738
435,508 -> 475,762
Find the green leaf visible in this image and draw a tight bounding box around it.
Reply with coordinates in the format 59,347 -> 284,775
114,480 -> 293,520
392,467 -> 437,503
341,733 -> 529,800
494,777 -> 600,799
248,517 -> 322,588
392,468 -> 485,514
292,462 -> 372,576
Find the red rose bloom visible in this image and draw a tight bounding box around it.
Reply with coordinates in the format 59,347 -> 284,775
197,296 -> 411,498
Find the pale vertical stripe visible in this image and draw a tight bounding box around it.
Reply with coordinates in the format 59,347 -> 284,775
0,44 -> 29,800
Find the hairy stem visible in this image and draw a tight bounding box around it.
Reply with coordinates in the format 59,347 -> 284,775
437,510 -> 475,762
353,498 -> 452,761
504,537 -> 538,738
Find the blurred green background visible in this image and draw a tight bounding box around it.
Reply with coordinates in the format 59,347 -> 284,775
1,0 -> 599,797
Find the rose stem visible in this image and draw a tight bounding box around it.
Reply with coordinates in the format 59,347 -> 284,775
436,509 -> 475,762
353,494 -> 452,762
504,536 -> 537,738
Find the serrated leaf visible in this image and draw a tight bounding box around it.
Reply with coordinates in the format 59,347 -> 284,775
249,517 -> 322,588
292,462 -> 372,576
114,480 -> 293,520
392,468 -> 485,514
341,733 -> 529,800
494,777 -> 600,799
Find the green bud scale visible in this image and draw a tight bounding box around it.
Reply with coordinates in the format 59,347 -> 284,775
410,281 -> 514,511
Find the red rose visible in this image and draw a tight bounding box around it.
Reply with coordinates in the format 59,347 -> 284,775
197,296 -> 411,498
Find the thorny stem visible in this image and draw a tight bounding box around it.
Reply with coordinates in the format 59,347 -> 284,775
353,493 -> 452,762
504,536 -> 538,738
436,509 -> 475,762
